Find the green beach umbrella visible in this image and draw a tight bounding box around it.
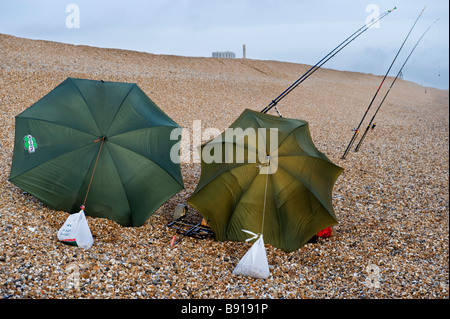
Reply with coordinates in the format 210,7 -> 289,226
188,109 -> 343,252
9,77 -> 184,227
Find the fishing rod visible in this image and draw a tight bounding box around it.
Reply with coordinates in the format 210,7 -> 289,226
354,18 -> 439,153
341,6 -> 426,159
261,6 -> 397,116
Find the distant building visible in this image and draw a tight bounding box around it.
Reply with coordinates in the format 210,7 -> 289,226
212,51 -> 236,59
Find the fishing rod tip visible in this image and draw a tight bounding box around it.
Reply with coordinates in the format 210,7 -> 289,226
388,7 -> 397,13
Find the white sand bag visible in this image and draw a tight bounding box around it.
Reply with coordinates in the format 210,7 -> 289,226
57,209 -> 93,249
233,233 -> 270,279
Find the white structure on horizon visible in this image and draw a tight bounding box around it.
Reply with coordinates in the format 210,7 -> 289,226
212,51 -> 236,59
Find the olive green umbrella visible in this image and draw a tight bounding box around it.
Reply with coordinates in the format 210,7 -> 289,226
188,109 -> 343,252
9,77 -> 184,227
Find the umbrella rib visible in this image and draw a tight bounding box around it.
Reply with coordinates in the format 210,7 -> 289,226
200,140 -> 259,163
275,125 -> 339,165
276,164 -> 336,219
106,140 -> 183,187
277,154 -> 342,169
195,160 -> 256,193
275,125 -> 314,155
227,162 -> 260,189
247,109 -> 307,148
16,116 -> 99,138
238,110 -> 310,157
98,143 -> 133,219
108,125 -> 179,139
225,164 -> 263,235
9,141 -> 96,181
243,111 -> 269,152
69,78 -> 102,135
277,186 -> 322,243
103,84 -> 137,136
105,85 -> 179,138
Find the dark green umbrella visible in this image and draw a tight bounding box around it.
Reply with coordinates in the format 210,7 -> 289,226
9,77 -> 184,227
188,109 -> 343,252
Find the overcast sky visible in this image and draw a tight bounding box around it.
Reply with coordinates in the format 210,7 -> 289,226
0,0 -> 448,89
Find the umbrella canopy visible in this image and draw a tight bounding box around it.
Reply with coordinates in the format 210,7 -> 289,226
188,109 -> 343,252
9,77 -> 184,227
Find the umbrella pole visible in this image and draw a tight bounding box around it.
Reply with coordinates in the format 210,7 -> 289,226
261,168 -> 269,235
82,136 -> 106,209
342,129 -> 360,159
341,6 -> 426,159
354,18 -> 439,153
261,7 -> 396,116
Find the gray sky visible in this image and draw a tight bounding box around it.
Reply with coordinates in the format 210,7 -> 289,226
1,0 -> 448,89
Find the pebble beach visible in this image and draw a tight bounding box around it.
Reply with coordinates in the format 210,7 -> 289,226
0,33 -> 448,300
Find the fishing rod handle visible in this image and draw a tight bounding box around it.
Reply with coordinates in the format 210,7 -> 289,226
341,130 -> 359,159
354,125 -> 370,152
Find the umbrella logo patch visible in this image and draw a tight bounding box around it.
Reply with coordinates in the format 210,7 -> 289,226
23,135 -> 37,153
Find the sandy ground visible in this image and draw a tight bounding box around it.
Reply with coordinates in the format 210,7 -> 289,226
0,33 -> 448,300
